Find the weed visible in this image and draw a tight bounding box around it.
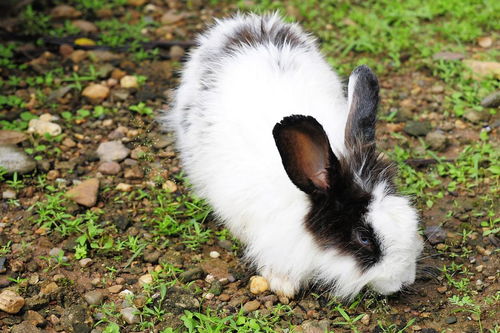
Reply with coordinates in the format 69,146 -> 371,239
21,5 -> 51,36
130,102 -> 154,116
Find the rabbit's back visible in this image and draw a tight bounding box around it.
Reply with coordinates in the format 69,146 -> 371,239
167,14 -> 348,239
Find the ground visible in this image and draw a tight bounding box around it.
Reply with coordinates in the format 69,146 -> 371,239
0,0 -> 498,332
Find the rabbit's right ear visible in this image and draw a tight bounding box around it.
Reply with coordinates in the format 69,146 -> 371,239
346,65 -> 379,148
273,115 -> 340,195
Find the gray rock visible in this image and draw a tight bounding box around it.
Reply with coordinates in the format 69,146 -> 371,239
464,110 -> 491,123
61,305 -> 87,331
404,121 -> 432,137
481,91 -> 500,108
424,225 -> 446,245
0,144 -> 36,174
425,130 -> 447,151
73,323 -> 91,333
432,52 -> 465,61
143,249 -> 161,263
111,88 -> 130,101
83,290 -> 104,305
2,189 -> 17,199
445,316 -> 457,324
98,161 -> 121,175
217,240 -> 233,251
0,257 -> 6,272
179,267 -> 204,282
120,307 -> 139,324
49,247 -> 63,257
151,134 -> 174,149
174,293 -> 200,310
96,141 -> 130,162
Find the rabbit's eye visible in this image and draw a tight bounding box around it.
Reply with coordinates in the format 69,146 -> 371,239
355,231 -> 373,249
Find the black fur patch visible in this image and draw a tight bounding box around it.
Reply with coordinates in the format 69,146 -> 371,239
223,16 -> 310,53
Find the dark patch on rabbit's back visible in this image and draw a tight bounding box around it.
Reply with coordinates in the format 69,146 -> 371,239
223,16 -> 312,54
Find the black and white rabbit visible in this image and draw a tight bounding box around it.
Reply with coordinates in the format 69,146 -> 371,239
162,13 -> 423,299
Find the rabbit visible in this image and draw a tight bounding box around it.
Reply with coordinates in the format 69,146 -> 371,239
161,13 -> 423,299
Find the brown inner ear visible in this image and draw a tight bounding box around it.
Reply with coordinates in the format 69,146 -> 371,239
291,131 -> 330,191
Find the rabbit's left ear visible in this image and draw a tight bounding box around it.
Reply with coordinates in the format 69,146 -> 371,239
345,65 -> 379,147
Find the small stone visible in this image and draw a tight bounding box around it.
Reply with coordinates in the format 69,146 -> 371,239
209,251 -> 220,258
431,85 -> 444,93
82,84 -> 110,103
475,265 -> 484,272
478,36 -> 493,48
72,20 -> 98,33
108,285 -> 123,293
98,161 -> 121,175
69,50 -> 87,63
0,130 -> 28,145
361,314 -> 370,326
0,290 -> 25,314
463,60 -> 500,80
0,145 -> 37,174
24,310 -> 45,326
40,282 -> 59,295
481,91 -> 500,108
464,110 -> 491,123
204,293 -> 214,300
445,316 -> 457,324
138,274 -> 153,286
11,322 -> 40,333
59,44 -> 74,57
3,189 -> 16,199
219,293 -> 230,301
79,258 -> 92,267
120,75 -> 139,89
170,46 -> 185,61
49,247 -> 63,257
51,5 -> 81,18
120,307 -> 139,324
425,130 -> 447,151
404,121 -> 432,137
62,137 -> 76,148
162,180 -> 178,192
412,325 -> 422,331
83,290 -> 104,305
124,165 -> 144,179
28,118 -> 62,136
160,11 -> 184,25
97,141 -> 130,162
179,267 -> 204,282
432,52 -> 465,61
116,183 -> 133,192
66,178 -> 99,207
243,300 -> 261,312
143,250 -> 161,263
436,243 -> 447,250
249,276 -> 269,295
119,289 -> 134,298
128,0 -> 146,6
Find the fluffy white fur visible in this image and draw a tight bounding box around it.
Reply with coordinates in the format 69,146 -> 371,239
162,13 -> 423,299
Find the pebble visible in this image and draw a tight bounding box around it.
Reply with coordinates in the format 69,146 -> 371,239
62,137 -> 76,147
116,183 -> 133,192
119,289 -> 134,298
209,251 -> 220,258
170,46 -> 185,61
124,165 -> 144,179
249,276 -> 269,295
478,36 -> 493,48
160,11 -> 184,25
97,141 -> 130,162
463,60 -> 500,80
98,161 -> 121,175
24,310 -> 45,326
219,293 -> 230,301
0,144 -> 37,174
120,307 -> 139,324
83,290 -> 104,305
404,121 -> 432,137
108,285 -> 123,293
432,51 -> 465,61
40,282 -> 59,295
143,250 -> 161,263
437,286 -> 447,293
430,85 -> 444,93
445,316 -> 457,324
475,265 -> 484,272
361,313 -> 370,325
162,180 -> 178,192
69,50 -> 87,63
120,75 -> 139,89
425,130 -> 447,151
72,20 -> 98,33
82,84 -> 110,103
464,110 -> 490,123
243,300 -> 261,312
66,178 -> 99,207
79,258 -> 92,267
138,274 -> 153,286
424,225 -> 447,245
2,189 -> 17,199
0,290 -> 25,314
481,91 -> 500,108
0,130 -> 28,145
49,247 -> 63,257
10,322 -> 40,333
51,5 -> 81,18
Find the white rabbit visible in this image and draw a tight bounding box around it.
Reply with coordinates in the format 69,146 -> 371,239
162,13 -> 423,299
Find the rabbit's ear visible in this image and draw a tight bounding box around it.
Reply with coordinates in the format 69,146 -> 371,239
273,115 -> 339,194
346,65 -> 379,147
